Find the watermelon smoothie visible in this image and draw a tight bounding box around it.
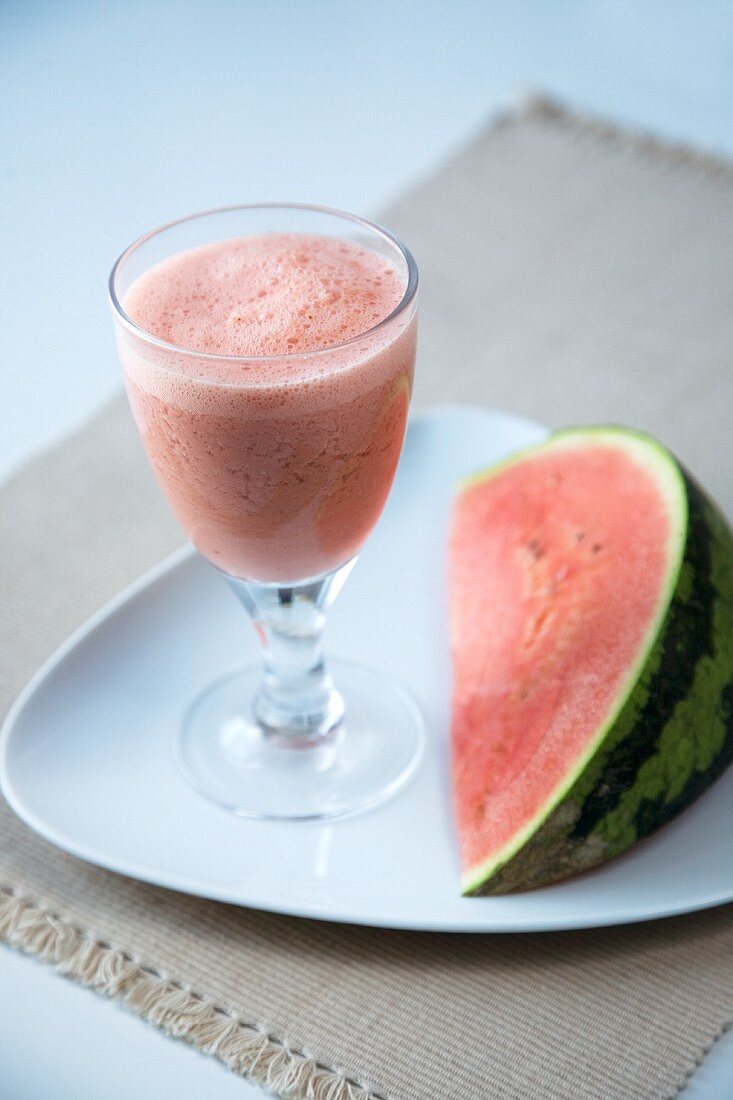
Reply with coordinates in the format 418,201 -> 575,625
117,232 -> 416,583
110,206 -> 422,822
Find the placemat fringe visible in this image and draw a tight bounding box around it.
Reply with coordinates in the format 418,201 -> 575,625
507,93 -> 733,180
0,885 -> 381,1100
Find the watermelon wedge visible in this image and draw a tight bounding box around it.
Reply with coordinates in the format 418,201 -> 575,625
449,427 -> 733,895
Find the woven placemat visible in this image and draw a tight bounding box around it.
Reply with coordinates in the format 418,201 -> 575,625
2,98 -> 732,1100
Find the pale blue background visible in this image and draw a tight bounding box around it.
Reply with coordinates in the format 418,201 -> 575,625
2,2 -> 733,1097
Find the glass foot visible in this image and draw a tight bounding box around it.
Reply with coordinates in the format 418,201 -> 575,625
176,659 -> 425,819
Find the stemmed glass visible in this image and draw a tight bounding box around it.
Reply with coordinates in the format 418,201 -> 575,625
109,204 -> 422,819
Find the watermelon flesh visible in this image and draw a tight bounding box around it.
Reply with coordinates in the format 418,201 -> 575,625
450,427 -> 733,895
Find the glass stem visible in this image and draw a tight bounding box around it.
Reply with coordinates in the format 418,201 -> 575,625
227,560 -> 355,746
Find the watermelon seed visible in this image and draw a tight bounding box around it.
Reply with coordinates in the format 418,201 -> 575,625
527,539 -> 545,559
525,606 -> 554,645
592,543 -> 603,554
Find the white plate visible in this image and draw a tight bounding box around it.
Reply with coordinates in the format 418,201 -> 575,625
2,406 -> 732,932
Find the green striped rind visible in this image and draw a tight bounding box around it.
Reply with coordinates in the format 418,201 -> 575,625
462,431 -> 733,896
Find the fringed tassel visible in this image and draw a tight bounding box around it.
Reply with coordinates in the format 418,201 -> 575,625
0,888 -> 379,1100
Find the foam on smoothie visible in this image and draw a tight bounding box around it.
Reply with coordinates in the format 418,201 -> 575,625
123,233 -> 404,361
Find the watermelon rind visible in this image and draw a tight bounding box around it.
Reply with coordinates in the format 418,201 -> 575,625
458,427 -> 733,896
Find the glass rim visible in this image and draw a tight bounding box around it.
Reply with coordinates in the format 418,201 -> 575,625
108,201 -> 419,364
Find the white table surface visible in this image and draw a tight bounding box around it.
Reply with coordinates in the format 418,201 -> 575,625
3,2 -> 732,1096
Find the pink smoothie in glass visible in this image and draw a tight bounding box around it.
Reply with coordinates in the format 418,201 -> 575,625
119,233 -> 416,582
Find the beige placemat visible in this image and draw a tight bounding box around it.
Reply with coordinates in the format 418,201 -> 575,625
2,98 -> 733,1100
